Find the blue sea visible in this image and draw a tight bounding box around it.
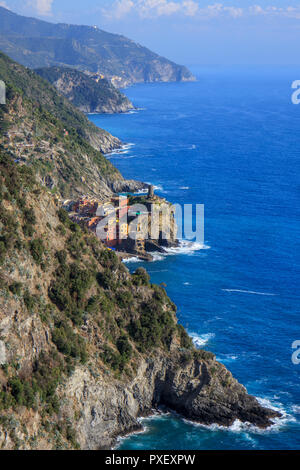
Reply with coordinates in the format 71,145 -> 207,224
89,66 -> 300,450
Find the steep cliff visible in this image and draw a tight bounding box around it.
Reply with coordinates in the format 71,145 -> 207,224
0,6 -> 195,87
35,67 -> 135,114
0,52 -> 145,199
61,349 -> 280,450
0,151 -> 280,450
0,52 -> 120,154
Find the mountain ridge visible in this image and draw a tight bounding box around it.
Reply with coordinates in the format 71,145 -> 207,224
0,6 -> 195,87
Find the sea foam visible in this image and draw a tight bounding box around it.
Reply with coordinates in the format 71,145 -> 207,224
183,396 -> 292,435
122,256 -> 142,264
164,240 -> 211,255
189,332 -> 215,348
216,353 -> 238,364
222,289 -> 276,296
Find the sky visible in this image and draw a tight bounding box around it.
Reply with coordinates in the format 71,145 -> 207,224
1,0 -> 300,65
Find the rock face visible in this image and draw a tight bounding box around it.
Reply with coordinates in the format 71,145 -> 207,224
0,52 -> 134,200
0,44 -> 280,453
0,6 -> 195,87
0,341 -> 6,365
86,127 -> 122,155
35,67 -> 135,114
0,135 -> 281,451
62,350 -> 280,450
0,52 -> 122,156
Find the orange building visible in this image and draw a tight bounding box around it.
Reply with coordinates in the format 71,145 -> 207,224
87,217 -> 102,232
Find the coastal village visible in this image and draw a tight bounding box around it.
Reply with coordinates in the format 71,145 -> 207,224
3,131 -> 178,261
62,185 -> 178,261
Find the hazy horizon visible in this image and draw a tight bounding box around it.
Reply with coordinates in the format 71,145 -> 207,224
1,1 -> 300,67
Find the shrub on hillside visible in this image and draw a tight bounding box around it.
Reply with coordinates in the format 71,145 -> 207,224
132,267 -> 150,286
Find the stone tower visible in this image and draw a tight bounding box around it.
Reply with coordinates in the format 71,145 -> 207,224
148,185 -> 155,199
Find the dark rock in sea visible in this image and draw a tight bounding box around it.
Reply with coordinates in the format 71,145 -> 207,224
64,349 -> 281,449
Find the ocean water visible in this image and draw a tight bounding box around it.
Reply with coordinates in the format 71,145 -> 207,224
89,66 -> 300,450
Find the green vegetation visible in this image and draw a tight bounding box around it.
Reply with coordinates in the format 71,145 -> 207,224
128,292 -> 176,353
57,208 -> 70,226
24,208 -> 36,225
177,324 -> 193,349
49,262 -> 93,318
0,125 -> 182,379
0,52 -> 102,141
0,51 -> 122,200
0,149 -> 36,264
0,350 -> 66,413
36,67 -> 133,113
132,267 -> 150,286
9,282 -> 22,296
116,335 -> 132,361
52,321 -> 87,364
30,238 -> 45,265
0,81 -> 200,450
23,291 -> 36,312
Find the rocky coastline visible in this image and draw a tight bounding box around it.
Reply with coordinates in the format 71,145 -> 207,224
59,349 -> 281,450
0,50 -> 282,451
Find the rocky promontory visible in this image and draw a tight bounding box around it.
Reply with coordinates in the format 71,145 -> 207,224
62,350 -> 280,450
35,67 -> 135,114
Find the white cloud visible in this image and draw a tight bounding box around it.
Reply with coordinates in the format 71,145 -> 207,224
0,1 -> 8,8
156,1 -> 181,16
104,0 -> 198,19
197,3 -> 243,19
249,5 -> 264,15
224,7 -> 243,18
27,0 -> 54,16
202,3 -> 223,18
248,4 -> 300,19
183,1 -> 199,17
285,7 -> 300,19
138,1 -> 181,18
109,0 -> 134,20
103,2 -> 300,22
